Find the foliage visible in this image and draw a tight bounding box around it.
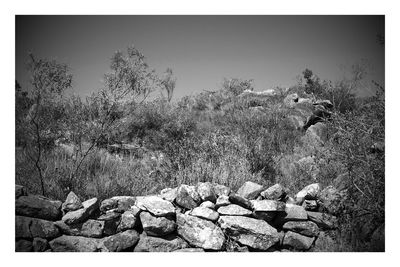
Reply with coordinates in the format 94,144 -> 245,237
160,67 -> 176,102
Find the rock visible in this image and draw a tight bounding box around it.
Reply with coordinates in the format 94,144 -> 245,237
319,186 -> 343,215
32,237 -> 49,252
218,215 -> 279,250
236,181 -> 264,200
369,224 -> 384,252
282,221 -> 319,237
228,193 -> 253,210
49,235 -> 101,252
134,233 -> 189,252
215,195 -> 231,209
62,198 -> 99,225
175,185 -> 202,209
61,191 -> 83,213
16,239 -> 33,252
140,211 -> 176,236
273,204 -> 308,226
16,195 -> 62,221
174,248 -> 204,252
302,200 -> 318,211
111,196 -> 136,212
117,208 -> 140,232
176,213 -> 225,250
196,182 -> 217,202
213,184 -> 231,197
307,211 -> 338,230
283,93 -> 299,107
81,219 -> 104,238
16,215 -> 60,240
283,231 -> 314,250
200,201 -> 215,209
101,230 -> 140,252
97,211 -> 121,236
160,187 -> 178,202
295,183 -> 321,204
251,200 -> 286,212
135,195 -> 175,216
190,206 -> 219,222
260,184 -> 287,201
100,198 -> 118,213
217,204 -> 252,216
15,185 -> 27,199
306,122 -> 328,143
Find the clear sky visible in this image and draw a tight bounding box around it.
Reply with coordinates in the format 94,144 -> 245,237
16,15 -> 384,100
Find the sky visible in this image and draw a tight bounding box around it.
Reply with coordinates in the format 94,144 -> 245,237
15,15 -> 384,100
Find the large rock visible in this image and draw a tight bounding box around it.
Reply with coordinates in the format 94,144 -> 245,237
218,215 -> 279,250
111,196 -> 136,212
135,195 -> 175,216
307,211 -> 338,230
15,185 -> 27,199
160,187 -> 178,202
190,206 -> 219,222
306,122 -> 328,143
260,184 -> 287,201
196,182 -> 216,202
54,219 -> 104,238
228,193 -> 253,210
101,230 -> 140,252
134,233 -> 189,252
251,200 -> 286,212
49,235 -> 101,252
295,183 -> 321,204
217,204 -> 252,216
140,211 -> 176,236
16,239 -> 33,252
176,213 -> 225,250
97,211 -> 121,236
100,198 -> 118,213
117,207 -> 140,232
282,221 -> 319,237
273,204 -> 308,226
175,185 -> 202,209
213,184 -> 231,197
283,231 -> 314,250
61,198 -> 99,225
61,191 -> 83,213
200,201 -> 215,209
16,195 -> 62,221
16,215 -> 60,240
32,237 -> 49,252
236,181 -> 264,200
215,195 -> 231,209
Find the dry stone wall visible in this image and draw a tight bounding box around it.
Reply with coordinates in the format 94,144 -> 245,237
15,181 -> 343,252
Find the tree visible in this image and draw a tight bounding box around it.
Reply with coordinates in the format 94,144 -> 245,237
161,67 -> 176,102
222,78 -> 254,96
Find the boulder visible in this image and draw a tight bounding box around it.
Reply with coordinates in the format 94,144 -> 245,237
16,195 -> 62,221
218,215 -> 279,250
32,237 -> 49,252
101,230 -> 140,252
80,219 -> 104,238
135,195 -> 175,216
97,211 -> 121,236
190,206 -> 219,222
282,221 -> 319,237
196,182 -> 217,202
307,211 -> 338,230
200,201 -> 215,209
61,198 -> 99,225
273,204 -> 308,226
175,185 -> 202,209
117,208 -> 140,232
236,181 -> 264,200
61,191 -> 83,214
134,233 -> 189,252
215,195 -> 231,209
251,199 -> 286,212
306,122 -> 328,143
213,184 -> 231,197
15,185 -> 27,199
16,239 -> 33,252
140,211 -> 176,236
100,198 -> 118,213
283,231 -> 314,250
228,193 -> 253,210
16,215 -> 60,240
295,183 -> 321,204
260,184 -> 287,201
217,204 -> 252,216
160,187 -> 178,202
176,213 -> 225,250
49,235 -> 101,252
111,196 -> 136,212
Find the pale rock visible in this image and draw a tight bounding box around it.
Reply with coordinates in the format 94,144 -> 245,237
217,204 -> 252,216
135,195 -> 175,216
190,206 -> 219,222
140,211 -> 176,236
236,181 -> 264,200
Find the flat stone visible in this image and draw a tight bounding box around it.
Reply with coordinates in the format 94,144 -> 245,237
283,231 -> 314,250
134,233 -> 189,252
236,181 -> 264,200
16,239 -> 32,252
32,237 -> 49,252
260,184 -> 287,200
217,204 -> 252,216
218,215 -> 279,250
307,211 -> 338,230
196,182 -> 216,202
16,215 -> 60,240
229,193 -> 253,210
296,183 -> 321,204
160,187 -> 178,202
274,204 -> 308,226
61,191 -> 83,213
135,195 -> 175,216
49,235 -> 101,252
213,184 -> 231,197
97,211 -> 121,236
176,213 -> 225,250
16,195 -> 62,221
190,206 -> 219,222
215,195 -> 231,209
200,201 -> 215,209
61,198 -> 99,225
176,185 -> 202,209
251,200 -> 286,212
140,211 -> 176,236
282,221 -> 319,237
117,208 -> 139,232
111,196 -> 136,212
101,230 -> 140,252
